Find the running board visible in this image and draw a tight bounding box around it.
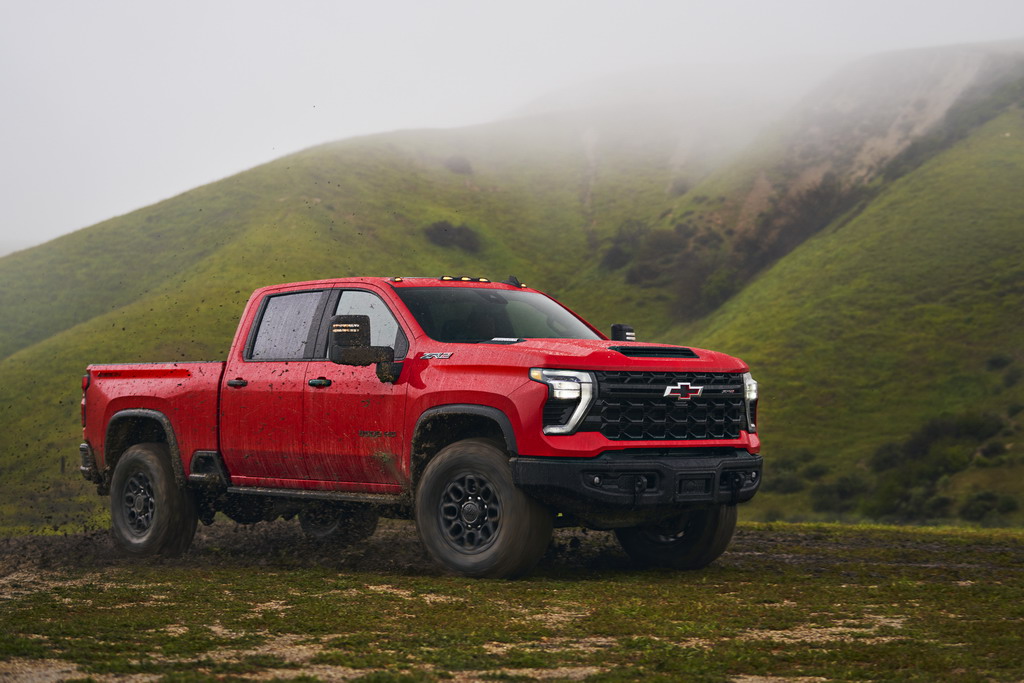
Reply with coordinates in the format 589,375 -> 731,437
225,486 -> 407,506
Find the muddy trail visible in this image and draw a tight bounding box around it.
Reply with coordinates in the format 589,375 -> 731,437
2,519 -> 1022,580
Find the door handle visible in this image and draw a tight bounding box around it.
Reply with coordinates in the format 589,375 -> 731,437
308,377 -> 332,388
226,378 -> 248,388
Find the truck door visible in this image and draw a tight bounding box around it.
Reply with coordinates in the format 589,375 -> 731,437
219,289 -> 329,484
302,289 -> 409,491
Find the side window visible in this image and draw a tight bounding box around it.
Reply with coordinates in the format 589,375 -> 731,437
250,291 -> 323,360
335,291 -> 409,359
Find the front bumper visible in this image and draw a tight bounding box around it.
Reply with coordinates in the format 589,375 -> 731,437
510,448 -> 761,527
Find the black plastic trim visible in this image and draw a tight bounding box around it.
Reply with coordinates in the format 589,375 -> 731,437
413,404 -> 518,455
188,450 -> 231,487
510,449 -> 761,513
79,442 -> 101,483
609,345 -> 699,359
104,409 -> 186,487
226,486 -> 405,505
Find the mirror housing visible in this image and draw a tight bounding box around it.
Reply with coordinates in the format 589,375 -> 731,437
328,315 -> 400,383
610,324 -> 636,342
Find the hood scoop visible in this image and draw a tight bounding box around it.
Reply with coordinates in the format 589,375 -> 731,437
609,345 -> 699,359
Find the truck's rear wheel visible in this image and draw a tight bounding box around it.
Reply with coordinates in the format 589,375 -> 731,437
416,438 -> 552,578
299,503 -> 379,546
110,442 -> 197,557
615,504 -> 737,570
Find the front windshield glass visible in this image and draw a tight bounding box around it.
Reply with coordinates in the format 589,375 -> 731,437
394,287 -> 601,343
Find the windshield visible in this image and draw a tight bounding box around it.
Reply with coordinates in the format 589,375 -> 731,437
394,287 -> 601,343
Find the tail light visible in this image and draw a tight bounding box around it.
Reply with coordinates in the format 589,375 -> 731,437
81,373 -> 89,428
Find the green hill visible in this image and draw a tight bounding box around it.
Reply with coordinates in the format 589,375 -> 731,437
673,109 -> 1024,524
2,43 -> 1023,532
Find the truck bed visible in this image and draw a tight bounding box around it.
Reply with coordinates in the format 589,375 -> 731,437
83,362 -> 225,474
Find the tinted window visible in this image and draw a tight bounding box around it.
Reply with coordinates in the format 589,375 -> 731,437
394,287 -> 600,343
335,290 -> 409,359
250,291 -> 322,360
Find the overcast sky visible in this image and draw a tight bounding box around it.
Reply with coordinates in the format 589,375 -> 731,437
2,0 -> 1023,253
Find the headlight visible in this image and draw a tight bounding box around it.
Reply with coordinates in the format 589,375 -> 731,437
529,368 -> 595,435
743,372 -> 758,433
743,372 -> 758,401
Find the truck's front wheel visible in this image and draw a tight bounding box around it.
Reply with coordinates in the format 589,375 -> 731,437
110,442 -> 197,557
416,439 -> 552,578
615,504 -> 737,570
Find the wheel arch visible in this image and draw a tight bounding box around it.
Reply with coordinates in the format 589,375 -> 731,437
410,404 -> 517,486
104,409 -> 186,488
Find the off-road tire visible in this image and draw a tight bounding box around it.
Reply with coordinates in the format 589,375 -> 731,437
416,438 -> 552,578
109,442 -> 197,557
299,503 -> 379,546
615,504 -> 737,569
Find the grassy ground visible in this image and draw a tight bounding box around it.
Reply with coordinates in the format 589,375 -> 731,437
1,521 -> 1021,681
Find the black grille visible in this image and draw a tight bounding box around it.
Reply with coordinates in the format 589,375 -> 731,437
581,371 -> 747,440
543,401 -> 576,426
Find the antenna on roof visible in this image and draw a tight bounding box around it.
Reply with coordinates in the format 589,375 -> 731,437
504,275 -> 523,288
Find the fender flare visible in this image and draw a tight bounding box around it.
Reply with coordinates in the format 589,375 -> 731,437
104,409 -> 187,488
412,404 -> 519,457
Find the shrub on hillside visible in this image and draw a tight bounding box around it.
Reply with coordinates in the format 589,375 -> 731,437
763,473 -> 805,495
862,412 -> 1006,522
810,474 -> 868,514
986,354 -> 1013,371
423,221 -> 482,253
443,156 -> 473,175
959,491 -> 1019,522
801,463 -> 830,481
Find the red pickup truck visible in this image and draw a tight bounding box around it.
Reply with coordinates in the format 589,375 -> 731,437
80,276 -> 761,577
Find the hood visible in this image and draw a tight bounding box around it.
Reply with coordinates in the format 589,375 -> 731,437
435,338 -> 748,373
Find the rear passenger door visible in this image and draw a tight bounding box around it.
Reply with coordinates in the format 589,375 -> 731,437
220,289 -> 329,484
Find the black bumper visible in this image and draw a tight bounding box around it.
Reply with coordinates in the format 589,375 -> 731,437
510,449 -> 761,522
79,442 -> 103,485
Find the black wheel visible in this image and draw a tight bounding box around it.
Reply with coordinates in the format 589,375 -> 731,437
299,503 -> 379,546
109,442 -> 197,557
416,438 -> 552,578
615,505 -> 737,570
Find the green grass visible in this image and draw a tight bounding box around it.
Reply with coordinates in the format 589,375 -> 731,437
1,523 -> 1022,681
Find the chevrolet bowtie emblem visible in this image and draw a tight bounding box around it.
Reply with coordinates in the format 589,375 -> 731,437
663,382 -> 703,400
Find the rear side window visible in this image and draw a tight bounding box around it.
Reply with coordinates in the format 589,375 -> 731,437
250,291 -> 323,360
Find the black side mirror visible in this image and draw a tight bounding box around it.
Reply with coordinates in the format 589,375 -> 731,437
328,315 -> 401,383
611,324 -> 636,342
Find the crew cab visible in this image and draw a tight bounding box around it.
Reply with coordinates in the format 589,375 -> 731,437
80,276 -> 761,577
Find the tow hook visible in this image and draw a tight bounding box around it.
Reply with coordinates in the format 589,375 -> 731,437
723,471 -> 745,505
630,474 -> 650,507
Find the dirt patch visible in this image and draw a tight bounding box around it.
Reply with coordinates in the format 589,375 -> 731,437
743,614 -> 906,645
483,636 -> 617,656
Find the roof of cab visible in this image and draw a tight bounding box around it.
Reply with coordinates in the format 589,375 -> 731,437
251,276 -> 534,296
